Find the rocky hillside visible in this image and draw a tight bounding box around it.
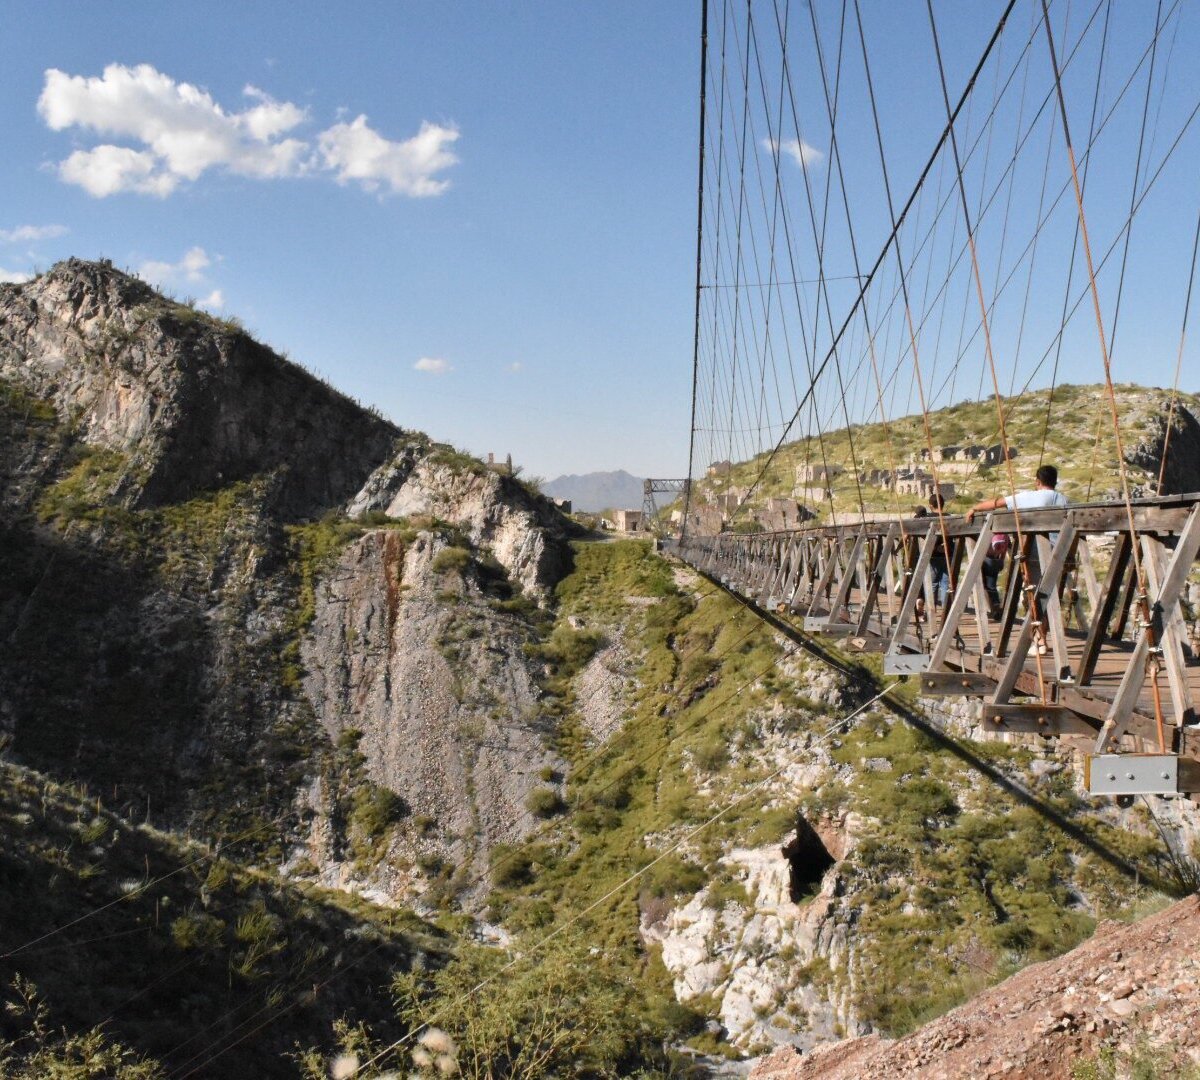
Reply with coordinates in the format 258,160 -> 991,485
0,259 -> 584,1073
0,258 -> 396,519
396,540 -> 1199,1071
694,383 -> 1200,524
751,894 -> 1200,1079
0,260 -> 572,873
0,757 -> 439,1077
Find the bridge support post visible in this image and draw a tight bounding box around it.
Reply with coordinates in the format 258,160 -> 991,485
1097,506 -> 1200,752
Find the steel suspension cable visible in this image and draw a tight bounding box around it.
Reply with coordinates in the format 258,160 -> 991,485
808,0 -> 910,537
1076,0 -> 1166,528
1037,0 -> 1163,745
1104,0 -> 1165,377
731,0 -> 1019,515
868,0 -> 1177,450
1158,204 -> 1200,494
853,0 -> 961,635
925,0 -> 1051,700
1041,0 -> 1112,468
849,0 -> 1112,413
683,0 -> 711,538
768,0 -> 868,523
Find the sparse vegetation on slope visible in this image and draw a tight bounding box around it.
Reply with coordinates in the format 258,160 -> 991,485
471,540 -> 1181,1055
695,383 -> 1200,522
0,760 -> 441,1077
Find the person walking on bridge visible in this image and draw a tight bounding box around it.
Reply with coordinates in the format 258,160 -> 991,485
965,464 -> 1068,653
964,464 -> 1068,521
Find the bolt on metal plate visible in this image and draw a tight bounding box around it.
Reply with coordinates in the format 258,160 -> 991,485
1085,754 -> 1179,796
882,653 -> 931,675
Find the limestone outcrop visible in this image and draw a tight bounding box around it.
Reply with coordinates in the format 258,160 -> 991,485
0,259 -> 397,518
347,448 -> 569,598
300,526 -> 564,902
0,260 -> 572,905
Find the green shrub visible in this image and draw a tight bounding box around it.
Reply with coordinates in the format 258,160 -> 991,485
525,787 -> 565,818
432,546 -> 472,575
527,624 -> 604,690
640,854 -> 707,899
1071,1037 -> 1200,1080
350,784 -> 406,838
491,846 -> 535,889
170,911 -> 226,950
388,934 -> 676,1078
234,905 -> 283,946
692,734 -> 729,772
0,977 -> 164,1078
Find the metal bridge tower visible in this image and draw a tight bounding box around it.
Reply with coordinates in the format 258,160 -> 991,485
643,479 -> 691,536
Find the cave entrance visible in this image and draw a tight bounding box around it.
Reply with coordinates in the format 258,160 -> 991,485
782,815 -> 836,902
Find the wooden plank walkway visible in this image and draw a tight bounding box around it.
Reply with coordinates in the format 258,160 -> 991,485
671,495 -> 1200,781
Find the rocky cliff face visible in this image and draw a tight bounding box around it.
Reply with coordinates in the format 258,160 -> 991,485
301,524 -> 564,902
0,259 -> 397,519
1125,394 -> 1200,496
0,260 -> 571,906
347,449 -> 569,599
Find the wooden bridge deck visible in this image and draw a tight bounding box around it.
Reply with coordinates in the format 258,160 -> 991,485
671,495 -> 1200,788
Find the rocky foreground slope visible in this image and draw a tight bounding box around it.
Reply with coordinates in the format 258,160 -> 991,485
752,895 -> 1200,1079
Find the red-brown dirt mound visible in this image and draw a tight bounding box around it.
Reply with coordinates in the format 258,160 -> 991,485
751,895 -> 1200,1079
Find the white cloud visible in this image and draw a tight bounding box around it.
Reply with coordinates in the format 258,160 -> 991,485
180,246 -> 211,279
59,145 -> 178,197
506,361 -> 523,373
138,248 -> 226,308
39,65 -> 308,196
413,356 -> 451,375
38,63 -> 461,199
138,246 -> 215,288
318,117 -> 459,196
0,224 -> 68,243
0,267 -> 32,284
762,136 -> 823,170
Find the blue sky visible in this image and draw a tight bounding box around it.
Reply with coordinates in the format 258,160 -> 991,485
3,2 -> 1198,480
1,2 -> 701,479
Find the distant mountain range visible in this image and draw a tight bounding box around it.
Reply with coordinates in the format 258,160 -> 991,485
543,469 -> 645,512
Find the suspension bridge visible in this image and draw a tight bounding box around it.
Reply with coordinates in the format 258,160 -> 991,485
669,0 -> 1200,796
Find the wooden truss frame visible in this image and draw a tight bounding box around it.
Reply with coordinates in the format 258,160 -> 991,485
673,495 -> 1200,786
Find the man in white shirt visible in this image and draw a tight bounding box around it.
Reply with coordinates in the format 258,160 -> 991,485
965,464 -> 1067,654
965,464 -> 1068,522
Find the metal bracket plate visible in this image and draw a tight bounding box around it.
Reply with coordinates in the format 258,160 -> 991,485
883,653 -> 930,675
1085,754 -> 1179,796
803,616 -> 830,631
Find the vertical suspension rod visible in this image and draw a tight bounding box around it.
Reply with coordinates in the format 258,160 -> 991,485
684,0 -> 711,542
1037,0 -> 1163,742
924,0 -> 1050,701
